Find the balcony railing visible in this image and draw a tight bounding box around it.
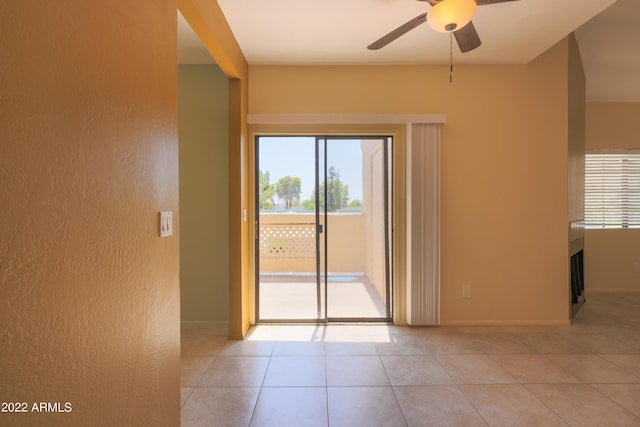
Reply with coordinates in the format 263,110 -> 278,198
259,222 -> 316,259
258,213 -> 366,273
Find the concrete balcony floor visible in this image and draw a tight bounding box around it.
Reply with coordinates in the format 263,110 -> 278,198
258,274 -> 388,320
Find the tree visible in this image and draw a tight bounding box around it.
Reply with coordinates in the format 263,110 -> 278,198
302,198 -> 315,211
275,176 -> 302,210
322,166 -> 350,212
298,167 -> 352,212
348,199 -> 362,209
258,170 -> 276,210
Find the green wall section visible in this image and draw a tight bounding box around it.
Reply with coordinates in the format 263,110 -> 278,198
179,64 -> 230,324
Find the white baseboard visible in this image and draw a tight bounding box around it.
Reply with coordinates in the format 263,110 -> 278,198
440,319 -> 571,326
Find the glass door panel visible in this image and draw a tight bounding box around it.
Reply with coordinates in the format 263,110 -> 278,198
256,136 -> 324,321
324,137 -> 391,320
255,135 -> 392,322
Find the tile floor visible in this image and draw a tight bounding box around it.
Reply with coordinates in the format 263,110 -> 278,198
181,293 -> 640,426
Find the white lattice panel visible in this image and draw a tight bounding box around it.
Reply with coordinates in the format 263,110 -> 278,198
259,223 -> 316,258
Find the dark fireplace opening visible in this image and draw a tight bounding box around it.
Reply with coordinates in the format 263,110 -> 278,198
570,245 -> 585,318
569,221 -> 585,319
571,249 -> 584,304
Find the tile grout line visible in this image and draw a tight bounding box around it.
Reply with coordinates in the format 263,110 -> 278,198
324,350 -> 330,426
585,382 -> 640,422
455,383 -> 491,427
246,339 -> 275,427
378,348 -> 411,427
520,383 -> 572,427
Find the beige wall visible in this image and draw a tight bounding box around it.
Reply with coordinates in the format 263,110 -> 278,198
179,65 -> 230,324
568,33 -> 586,225
249,39 -> 575,324
361,140 -> 388,298
585,102 -> 640,292
567,34 -> 586,315
0,2 -> 180,426
586,103 -> 640,150
585,230 -> 640,292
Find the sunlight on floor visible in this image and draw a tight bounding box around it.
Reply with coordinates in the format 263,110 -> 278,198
245,324 -> 400,343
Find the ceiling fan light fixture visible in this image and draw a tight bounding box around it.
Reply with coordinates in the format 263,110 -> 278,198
427,0 -> 477,33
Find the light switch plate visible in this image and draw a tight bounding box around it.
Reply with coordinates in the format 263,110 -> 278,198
462,285 -> 471,299
160,211 -> 172,237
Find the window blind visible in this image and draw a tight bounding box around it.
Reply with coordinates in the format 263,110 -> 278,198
585,153 -> 640,229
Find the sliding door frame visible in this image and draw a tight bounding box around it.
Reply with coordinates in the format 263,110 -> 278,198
248,123 -> 407,325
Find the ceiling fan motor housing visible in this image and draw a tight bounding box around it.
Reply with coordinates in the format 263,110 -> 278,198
427,0 -> 477,33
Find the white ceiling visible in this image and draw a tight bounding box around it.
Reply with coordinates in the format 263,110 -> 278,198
178,0 -> 640,101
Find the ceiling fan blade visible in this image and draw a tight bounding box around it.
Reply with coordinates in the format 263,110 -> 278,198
367,13 -> 427,50
475,0 -> 520,5
454,21 -> 481,53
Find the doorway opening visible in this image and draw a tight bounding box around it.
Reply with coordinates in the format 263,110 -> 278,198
255,135 -> 393,322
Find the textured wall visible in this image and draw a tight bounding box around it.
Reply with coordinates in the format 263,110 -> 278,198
179,64 -> 230,324
0,2 -> 180,426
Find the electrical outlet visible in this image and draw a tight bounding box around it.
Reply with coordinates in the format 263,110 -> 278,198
159,211 -> 172,237
462,285 -> 471,299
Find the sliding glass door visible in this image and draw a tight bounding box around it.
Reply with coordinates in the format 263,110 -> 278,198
255,135 -> 392,322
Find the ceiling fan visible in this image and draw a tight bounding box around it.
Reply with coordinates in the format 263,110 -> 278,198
367,0 -> 520,53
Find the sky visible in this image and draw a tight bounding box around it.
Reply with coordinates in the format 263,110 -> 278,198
258,136 -> 367,203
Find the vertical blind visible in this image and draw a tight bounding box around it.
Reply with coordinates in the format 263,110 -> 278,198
585,152 -> 640,229
406,123 -> 440,325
